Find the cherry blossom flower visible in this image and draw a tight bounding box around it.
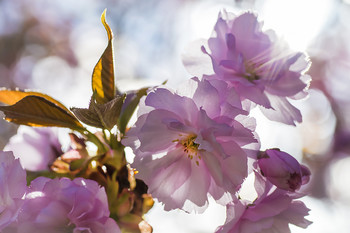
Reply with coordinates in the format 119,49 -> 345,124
4,126 -> 64,171
257,149 -> 311,191
3,177 -> 120,233
216,172 -> 311,233
0,151 -> 26,230
176,77 -> 247,121
183,11 -> 311,125
123,80 -> 258,213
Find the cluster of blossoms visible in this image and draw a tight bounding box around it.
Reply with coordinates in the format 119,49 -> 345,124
0,151 -> 120,233
124,10 -> 312,232
0,9 -> 312,233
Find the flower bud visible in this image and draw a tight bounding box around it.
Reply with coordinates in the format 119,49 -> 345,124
115,188 -> 135,218
257,149 -> 310,191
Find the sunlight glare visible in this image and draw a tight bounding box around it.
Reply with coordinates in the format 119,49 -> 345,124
261,0 -> 333,51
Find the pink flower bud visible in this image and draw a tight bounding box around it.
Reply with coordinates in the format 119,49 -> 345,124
257,149 -> 310,191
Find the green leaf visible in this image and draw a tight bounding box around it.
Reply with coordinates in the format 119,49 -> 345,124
118,87 -> 148,134
92,9 -> 116,104
0,95 -> 84,130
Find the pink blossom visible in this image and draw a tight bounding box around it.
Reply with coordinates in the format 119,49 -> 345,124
257,149 -> 311,191
183,11 -> 311,125
216,172 -> 311,233
122,80 -> 257,213
3,177 -> 120,233
4,126 -> 64,171
0,151 -> 27,230
177,77 -> 247,121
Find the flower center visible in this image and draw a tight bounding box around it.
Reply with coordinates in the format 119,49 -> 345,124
174,135 -> 201,166
243,61 -> 260,81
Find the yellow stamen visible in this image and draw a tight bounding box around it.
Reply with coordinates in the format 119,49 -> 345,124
174,135 -> 202,166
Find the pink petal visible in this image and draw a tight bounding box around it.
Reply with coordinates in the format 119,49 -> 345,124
259,94 -> 302,125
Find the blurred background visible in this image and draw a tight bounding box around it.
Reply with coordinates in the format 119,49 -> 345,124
0,0 -> 349,232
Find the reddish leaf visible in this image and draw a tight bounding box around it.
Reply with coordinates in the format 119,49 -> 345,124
71,107 -> 103,128
0,95 -> 84,130
71,94 -> 125,130
0,88 -> 75,117
91,94 -> 125,130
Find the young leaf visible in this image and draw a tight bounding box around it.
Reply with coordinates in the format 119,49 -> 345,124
118,87 -> 148,134
91,94 -> 126,130
0,95 -> 84,130
92,9 -> 116,104
0,89 -> 74,117
71,94 -> 125,130
71,107 -> 104,128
